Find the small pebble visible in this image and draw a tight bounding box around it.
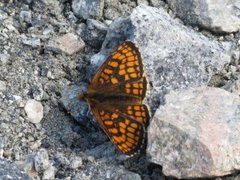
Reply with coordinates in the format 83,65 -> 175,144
70,157 -> 83,169
13,95 -> 22,101
24,99 -> 43,123
19,10 -> 32,25
0,52 -> 10,64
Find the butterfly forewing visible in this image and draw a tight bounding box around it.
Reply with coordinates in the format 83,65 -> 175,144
89,41 -> 144,92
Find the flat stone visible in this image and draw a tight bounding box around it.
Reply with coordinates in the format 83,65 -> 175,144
24,99 -> 43,124
47,33 -> 85,55
147,87 -> 240,178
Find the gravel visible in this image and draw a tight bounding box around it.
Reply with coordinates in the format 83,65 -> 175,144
0,1 -> 239,180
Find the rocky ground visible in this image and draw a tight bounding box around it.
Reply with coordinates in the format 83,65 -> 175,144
0,0 -> 239,180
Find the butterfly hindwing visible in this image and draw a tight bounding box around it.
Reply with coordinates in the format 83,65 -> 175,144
90,102 -> 146,155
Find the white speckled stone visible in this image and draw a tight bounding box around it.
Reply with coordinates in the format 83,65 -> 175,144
24,99 -> 43,124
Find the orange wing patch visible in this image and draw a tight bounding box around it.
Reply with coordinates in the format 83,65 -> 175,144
124,77 -> 146,99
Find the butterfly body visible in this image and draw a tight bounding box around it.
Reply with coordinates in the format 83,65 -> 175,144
80,41 -> 150,155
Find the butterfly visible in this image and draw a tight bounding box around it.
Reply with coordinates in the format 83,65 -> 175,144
79,41 -> 150,155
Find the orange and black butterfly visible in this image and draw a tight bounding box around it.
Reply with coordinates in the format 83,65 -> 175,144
79,41 -> 150,155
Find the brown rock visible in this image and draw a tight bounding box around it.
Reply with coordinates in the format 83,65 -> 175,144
147,87 -> 240,179
47,33 -> 85,55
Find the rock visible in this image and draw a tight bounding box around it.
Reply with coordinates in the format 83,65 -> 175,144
47,33 -> 85,55
0,159 -> 30,180
30,84 -> 44,101
166,0 -> 240,33
0,80 -> 7,92
24,150 -> 50,179
23,153 -> 37,178
4,16 -> 18,32
24,99 -> 43,123
42,164 -> 56,180
102,5 -> 231,112
147,87 -> 240,178
72,0 -> 104,19
34,149 -> 50,172
0,51 -> 10,64
81,19 -> 108,49
13,95 -> 22,101
43,26 -> 54,35
60,85 -> 89,124
111,169 -> 141,180
54,152 -> 70,167
224,77 -> 240,96
19,10 -> 32,25
70,156 -> 83,169
22,36 -> 41,48
76,22 -> 87,36
0,10 -> 8,21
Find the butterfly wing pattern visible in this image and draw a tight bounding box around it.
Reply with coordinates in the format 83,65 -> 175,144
83,41 -> 150,155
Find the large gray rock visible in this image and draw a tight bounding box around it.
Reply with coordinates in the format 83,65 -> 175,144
166,0 -> 240,33
101,5 -> 231,112
147,87 -> 240,178
72,0 -> 104,19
